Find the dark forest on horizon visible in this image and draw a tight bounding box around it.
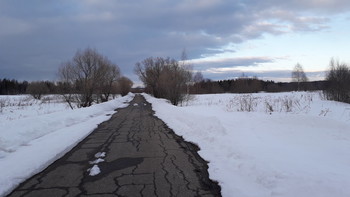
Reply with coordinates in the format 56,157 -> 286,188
0,77 -> 327,95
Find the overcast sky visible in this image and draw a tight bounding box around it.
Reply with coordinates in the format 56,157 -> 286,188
1,0 -> 350,84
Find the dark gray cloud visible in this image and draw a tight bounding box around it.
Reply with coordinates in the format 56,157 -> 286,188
0,0 -> 349,81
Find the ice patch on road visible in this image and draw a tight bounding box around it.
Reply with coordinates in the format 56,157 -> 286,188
94,152 -> 106,158
133,103 -> 139,106
88,165 -> 101,176
89,158 -> 104,165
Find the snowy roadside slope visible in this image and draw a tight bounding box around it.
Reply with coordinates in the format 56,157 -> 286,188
143,94 -> 229,193
0,95 -> 69,122
144,92 -> 350,197
0,93 -> 134,196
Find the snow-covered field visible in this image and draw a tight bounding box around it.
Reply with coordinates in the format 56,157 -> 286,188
1,92 -> 349,197
144,92 -> 350,197
0,93 -> 135,196
0,95 -> 67,122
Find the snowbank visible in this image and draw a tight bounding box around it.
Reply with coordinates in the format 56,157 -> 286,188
144,92 -> 350,197
0,93 -> 134,196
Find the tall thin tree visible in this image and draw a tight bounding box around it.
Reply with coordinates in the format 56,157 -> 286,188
291,63 -> 308,91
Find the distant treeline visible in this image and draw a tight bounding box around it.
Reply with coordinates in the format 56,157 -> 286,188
0,79 -> 63,95
0,79 -> 28,95
189,78 -> 327,94
1,77 -> 328,96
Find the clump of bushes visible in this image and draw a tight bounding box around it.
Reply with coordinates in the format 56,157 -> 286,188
26,81 -> 49,100
323,58 -> 350,104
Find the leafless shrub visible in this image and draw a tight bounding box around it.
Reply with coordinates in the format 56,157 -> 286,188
323,58 -> 350,103
26,81 -> 49,100
56,81 -> 76,109
319,91 -> 327,100
319,108 -> 330,116
238,94 -> 256,112
225,98 -> 237,112
265,100 -> 274,113
117,76 -> 133,96
282,97 -> 293,112
0,98 -> 6,113
262,94 -> 313,113
179,94 -> 195,106
293,96 -> 311,112
40,95 -> 61,104
135,56 -> 192,105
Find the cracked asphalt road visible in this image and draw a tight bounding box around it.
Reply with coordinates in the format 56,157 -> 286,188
7,94 -> 221,197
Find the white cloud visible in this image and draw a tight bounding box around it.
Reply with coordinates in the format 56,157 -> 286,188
190,56 -> 274,68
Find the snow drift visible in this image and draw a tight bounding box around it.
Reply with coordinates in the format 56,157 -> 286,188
144,92 -> 350,197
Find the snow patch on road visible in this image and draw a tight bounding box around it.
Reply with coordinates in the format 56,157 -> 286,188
88,151 -> 107,176
94,152 -> 106,158
88,165 -> 101,176
89,158 -> 105,165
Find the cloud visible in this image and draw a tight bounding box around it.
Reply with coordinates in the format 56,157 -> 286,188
0,0 -> 349,81
75,12 -> 115,22
191,56 -> 275,69
0,17 -> 34,36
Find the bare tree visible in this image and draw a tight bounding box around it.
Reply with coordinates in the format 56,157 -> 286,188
135,57 -> 172,98
292,63 -> 308,91
58,48 -> 121,107
135,57 -> 163,98
26,81 -> 49,100
96,58 -> 121,102
193,71 -> 204,83
191,71 -> 204,94
57,61 -> 77,109
135,56 -> 192,105
159,62 -> 192,105
324,58 -> 350,103
117,76 -> 133,96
